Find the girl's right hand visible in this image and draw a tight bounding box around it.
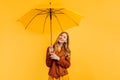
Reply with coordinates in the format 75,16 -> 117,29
49,46 -> 54,53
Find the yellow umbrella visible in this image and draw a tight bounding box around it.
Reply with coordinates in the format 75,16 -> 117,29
18,2 -> 82,45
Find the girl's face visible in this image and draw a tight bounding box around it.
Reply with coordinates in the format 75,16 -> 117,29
58,33 -> 68,44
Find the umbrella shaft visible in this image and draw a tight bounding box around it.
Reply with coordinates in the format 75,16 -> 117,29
50,8 -> 52,45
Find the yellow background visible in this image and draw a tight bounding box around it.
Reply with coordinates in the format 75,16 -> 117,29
0,0 -> 120,80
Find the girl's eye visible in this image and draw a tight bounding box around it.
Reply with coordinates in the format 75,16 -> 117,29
64,36 -> 67,39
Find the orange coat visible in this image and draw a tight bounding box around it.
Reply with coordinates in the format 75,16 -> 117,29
46,47 -> 70,79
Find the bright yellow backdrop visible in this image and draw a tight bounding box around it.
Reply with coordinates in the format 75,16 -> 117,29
0,0 -> 120,80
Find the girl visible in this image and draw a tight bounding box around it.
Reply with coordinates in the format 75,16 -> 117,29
46,32 -> 71,80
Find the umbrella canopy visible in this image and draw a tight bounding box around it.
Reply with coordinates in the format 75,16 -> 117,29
18,2 -> 82,45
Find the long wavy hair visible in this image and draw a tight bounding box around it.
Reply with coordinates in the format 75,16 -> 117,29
53,32 -> 71,56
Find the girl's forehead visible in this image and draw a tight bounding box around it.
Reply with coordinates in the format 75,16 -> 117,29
61,33 -> 67,36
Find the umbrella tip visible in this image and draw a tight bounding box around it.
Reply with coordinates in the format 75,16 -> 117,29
49,1 -> 53,8
49,2 -> 52,5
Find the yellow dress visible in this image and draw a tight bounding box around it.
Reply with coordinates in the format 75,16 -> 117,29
48,47 -> 69,80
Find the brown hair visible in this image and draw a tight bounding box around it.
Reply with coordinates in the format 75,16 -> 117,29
53,32 -> 71,55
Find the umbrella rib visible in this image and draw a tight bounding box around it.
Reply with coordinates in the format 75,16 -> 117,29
57,11 -> 79,25
34,9 -> 49,13
62,13 -> 79,25
21,11 -> 40,25
54,12 -> 64,14
54,8 -> 64,12
42,14 -> 49,33
25,13 -> 46,29
53,14 -> 63,31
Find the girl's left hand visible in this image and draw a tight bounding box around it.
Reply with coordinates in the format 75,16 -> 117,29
50,53 -> 60,61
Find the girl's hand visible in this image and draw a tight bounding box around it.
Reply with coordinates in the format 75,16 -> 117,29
49,46 -> 54,53
50,53 -> 60,61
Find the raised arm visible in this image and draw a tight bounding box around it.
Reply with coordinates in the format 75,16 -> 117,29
46,47 -> 53,67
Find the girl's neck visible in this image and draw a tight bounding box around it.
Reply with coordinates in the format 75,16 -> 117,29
58,42 -> 63,48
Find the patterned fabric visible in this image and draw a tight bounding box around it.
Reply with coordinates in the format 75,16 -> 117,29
48,74 -> 69,80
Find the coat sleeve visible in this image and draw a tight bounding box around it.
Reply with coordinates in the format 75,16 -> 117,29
56,55 -> 71,68
46,47 -> 53,67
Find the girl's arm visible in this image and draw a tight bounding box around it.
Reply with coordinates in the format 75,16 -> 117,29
46,47 -> 53,67
56,55 -> 70,68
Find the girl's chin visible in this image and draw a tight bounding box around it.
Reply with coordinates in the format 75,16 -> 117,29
58,41 -> 64,44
